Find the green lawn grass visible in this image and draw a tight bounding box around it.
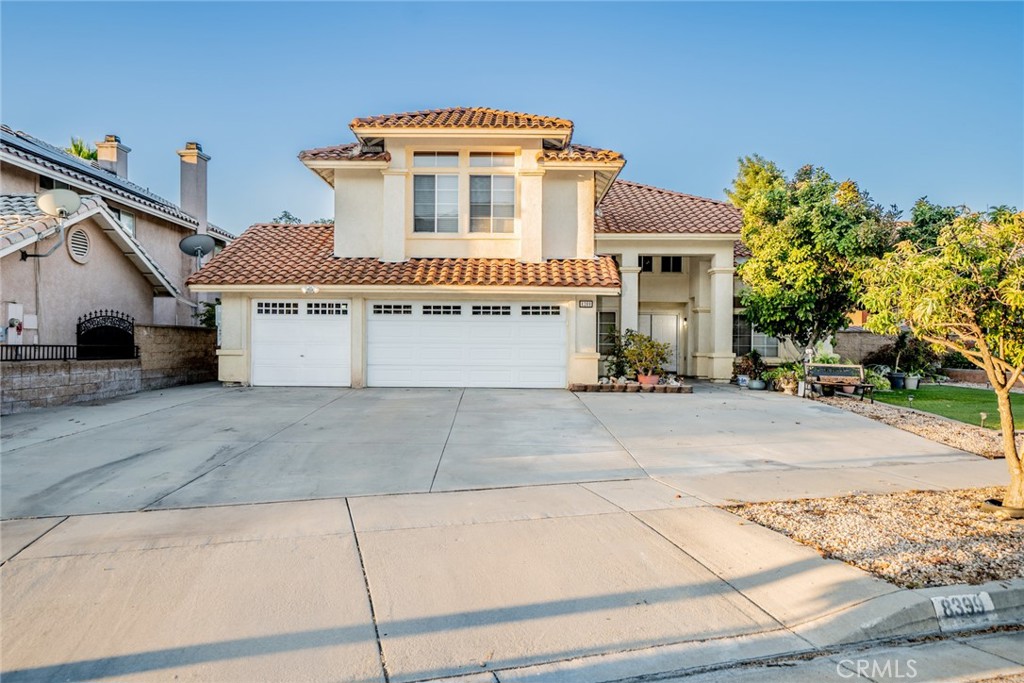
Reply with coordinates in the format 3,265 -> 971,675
874,384 -> 1022,430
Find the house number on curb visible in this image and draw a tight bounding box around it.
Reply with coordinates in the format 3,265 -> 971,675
930,592 -> 996,631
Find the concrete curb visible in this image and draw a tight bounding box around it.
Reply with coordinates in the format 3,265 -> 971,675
422,579 -> 1024,683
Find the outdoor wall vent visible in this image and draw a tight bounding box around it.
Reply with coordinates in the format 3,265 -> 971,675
67,227 -> 90,263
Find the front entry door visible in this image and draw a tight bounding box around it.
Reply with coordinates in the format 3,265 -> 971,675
639,313 -> 678,373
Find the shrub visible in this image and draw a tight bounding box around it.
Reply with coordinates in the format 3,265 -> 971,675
621,330 -> 671,377
941,351 -> 975,369
864,368 -> 892,391
862,335 -> 941,373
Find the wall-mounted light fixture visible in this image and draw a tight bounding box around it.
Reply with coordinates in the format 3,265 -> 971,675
300,285 -> 320,294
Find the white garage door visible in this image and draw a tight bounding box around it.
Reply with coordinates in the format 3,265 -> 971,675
251,300 -> 351,387
367,302 -> 567,388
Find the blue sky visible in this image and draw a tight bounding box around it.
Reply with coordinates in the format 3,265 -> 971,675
2,2 -> 1021,233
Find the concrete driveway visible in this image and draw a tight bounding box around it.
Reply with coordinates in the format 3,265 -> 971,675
1,384 -> 1013,682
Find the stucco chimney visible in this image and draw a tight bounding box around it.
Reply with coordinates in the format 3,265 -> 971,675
177,141 -> 209,233
95,134 -> 130,177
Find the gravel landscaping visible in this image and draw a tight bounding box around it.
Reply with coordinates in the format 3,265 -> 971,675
729,487 -> 1024,588
819,396 -> 1023,459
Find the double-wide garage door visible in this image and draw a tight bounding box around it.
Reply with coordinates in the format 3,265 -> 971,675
366,301 -> 567,388
251,299 -> 567,388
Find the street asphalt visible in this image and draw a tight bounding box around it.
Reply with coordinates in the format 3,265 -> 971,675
1,383 -> 1019,682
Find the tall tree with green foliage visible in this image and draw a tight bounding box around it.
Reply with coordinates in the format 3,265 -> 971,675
65,136 -> 97,161
271,210 -> 302,224
726,155 -> 900,352
862,208 -> 1024,509
900,196 -> 962,249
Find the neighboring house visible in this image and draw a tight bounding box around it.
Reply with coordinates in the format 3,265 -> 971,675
188,106 -> 782,388
1,126 -> 233,347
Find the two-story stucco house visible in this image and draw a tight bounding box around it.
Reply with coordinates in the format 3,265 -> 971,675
188,107 -> 758,388
1,126 -> 234,348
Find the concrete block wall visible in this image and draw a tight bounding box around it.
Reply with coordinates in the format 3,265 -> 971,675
1,359 -> 142,414
833,329 -> 896,364
1,325 -> 216,415
136,324 -> 217,390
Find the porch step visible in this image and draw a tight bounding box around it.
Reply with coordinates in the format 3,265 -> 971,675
570,383 -> 692,393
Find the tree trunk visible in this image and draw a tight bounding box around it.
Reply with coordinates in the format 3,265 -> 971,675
995,389 -> 1024,509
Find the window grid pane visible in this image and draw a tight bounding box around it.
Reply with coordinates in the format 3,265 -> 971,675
598,311 -> 617,356
414,174 -> 458,233
470,174 -> 515,234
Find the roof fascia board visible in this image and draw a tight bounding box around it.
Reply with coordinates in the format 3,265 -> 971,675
188,283 -> 620,296
1,152 -> 198,231
595,232 -> 740,241
301,159 -> 390,170
352,127 -> 571,143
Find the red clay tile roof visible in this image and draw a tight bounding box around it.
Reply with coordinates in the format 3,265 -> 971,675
187,224 -> 619,289
350,107 -> 573,132
298,142 -> 391,162
542,144 -> 624,163
734,241 -> 751,259
595,180 -> 741,234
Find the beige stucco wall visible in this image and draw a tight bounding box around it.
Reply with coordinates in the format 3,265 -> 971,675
118,201 -> 195,325
541,171 -> 580,259
2,164 -> 37,193
2,217 -> 156,345
324,137 -> 598,263
334,169 -> 384,258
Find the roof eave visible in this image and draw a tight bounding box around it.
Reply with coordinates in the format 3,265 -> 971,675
351,127 -> 572,146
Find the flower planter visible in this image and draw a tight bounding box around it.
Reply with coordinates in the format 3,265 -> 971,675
736,374 -> 750,388
888,372 -> 906,390
905,375 -> 921,390
637,374 -> 661,386
747,379 -> 767,390
841,385 -> 856,394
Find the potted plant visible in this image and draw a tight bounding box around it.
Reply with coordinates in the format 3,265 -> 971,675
622,330 -> 671,386
745,350 -> 768,390
887,331 -> 908,390
764,362 -> 803,395
905,366 -> 922,391
601,326 -> 630,380
733,354 -> 754,387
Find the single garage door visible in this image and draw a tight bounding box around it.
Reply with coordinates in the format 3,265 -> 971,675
251,300 -> 351,386
367,302 -> 567,388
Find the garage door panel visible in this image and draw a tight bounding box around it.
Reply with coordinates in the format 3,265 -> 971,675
251,300 -> 351,387
367,301 -> 566,388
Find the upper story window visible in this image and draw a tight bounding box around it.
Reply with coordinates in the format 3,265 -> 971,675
661,256 -> 682,273
414,175 -> 458,233
39,176 -> 72,191
469,152 -> 514,167
639,255 -> 654,272
411,150 -> 518,236
470,175 -> 514,233
110,208 -> 136,236
413,152 -> 458,168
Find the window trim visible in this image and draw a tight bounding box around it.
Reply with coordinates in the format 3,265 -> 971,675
597,310 -> 617,357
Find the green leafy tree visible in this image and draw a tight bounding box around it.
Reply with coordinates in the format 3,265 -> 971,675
727,156 -> 900,352
900,197 -> 962,249
271,210 -> 302,224
65,136 -> 97,161
312,218 -> 334,225
861,208 -> 1024,508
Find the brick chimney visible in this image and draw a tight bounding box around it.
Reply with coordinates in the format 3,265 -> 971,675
95,134 -> 130,177
177,141 -> 209,234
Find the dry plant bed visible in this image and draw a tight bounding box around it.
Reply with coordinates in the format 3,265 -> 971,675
819,396 -> 1022,459
728,487 -> 1024,588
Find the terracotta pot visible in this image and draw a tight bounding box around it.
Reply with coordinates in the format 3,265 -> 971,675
637,374 -> 661,386
841,385 -> 856,394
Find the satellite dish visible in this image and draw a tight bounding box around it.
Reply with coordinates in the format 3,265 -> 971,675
179,234 -> 217,270
37,189 -> 81,218
21,189 -> 82,260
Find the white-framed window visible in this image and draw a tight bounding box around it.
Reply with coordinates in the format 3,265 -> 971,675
470,175 -> 515,233
39,176 -> 72,191
257,302 -> 299,315
472,305 -> 510,316
521,305 -> 560,316
413,152 -> 459,167
111,208 -> 136,236
423,304 -> 461,315
733,315 -> 779,356
373,304 -> 413,315
413,174 -> 459,233
598,311 -> 617,356
469,152 -> 514,167
307,302 -> 347,315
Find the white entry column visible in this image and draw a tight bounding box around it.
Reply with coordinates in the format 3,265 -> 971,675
619,249 -> 640,333
709,250 -> 735,381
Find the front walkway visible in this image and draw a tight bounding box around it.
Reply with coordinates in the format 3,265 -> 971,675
1,384 -> 1016,682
